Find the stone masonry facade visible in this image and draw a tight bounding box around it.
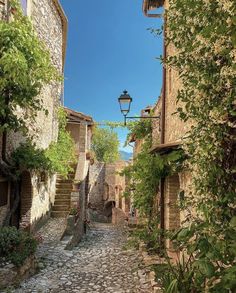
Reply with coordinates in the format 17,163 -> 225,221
57,107 -> 94,246
141,0 -> 193,255
88,161 -> 130,225
0,0 -> 67,230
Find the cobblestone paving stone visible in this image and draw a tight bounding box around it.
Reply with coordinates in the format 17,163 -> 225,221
14,219 -> 152,293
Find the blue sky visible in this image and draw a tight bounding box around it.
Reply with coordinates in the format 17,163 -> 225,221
60,0 -> 163,152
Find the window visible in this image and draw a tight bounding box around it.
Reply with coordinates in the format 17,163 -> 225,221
20,0 -> 27,15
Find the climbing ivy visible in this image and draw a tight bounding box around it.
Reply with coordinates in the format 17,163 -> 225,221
158,0 -> 236,291
12,108 -> 76,178
121,119 -> 184,251
0,0 -> 60,132
46,107 -> 76,177
0,1 -> 71,225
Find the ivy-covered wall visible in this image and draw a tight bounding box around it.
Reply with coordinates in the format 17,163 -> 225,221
0,0 -> 67,230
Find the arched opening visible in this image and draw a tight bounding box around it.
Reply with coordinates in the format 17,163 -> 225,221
104,200 -> 115,222
19,171 -> 33,231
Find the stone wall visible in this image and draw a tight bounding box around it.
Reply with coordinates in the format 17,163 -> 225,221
152,98 -> 162,147
88,162 -> 106,213
162,0 -> 191,144
88,161 -> 129,223
0,0 -> 66,230
25,0 -> 64,230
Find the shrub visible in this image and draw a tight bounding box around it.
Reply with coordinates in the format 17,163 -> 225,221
0,227 -> 37,267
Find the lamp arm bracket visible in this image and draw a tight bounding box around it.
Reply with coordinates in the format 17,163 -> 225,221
126,116 -> 160,119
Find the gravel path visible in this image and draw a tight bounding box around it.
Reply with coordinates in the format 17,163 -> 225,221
14,220 -> 151,293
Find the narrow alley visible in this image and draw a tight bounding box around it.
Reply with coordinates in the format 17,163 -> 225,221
14,220 -> 151,293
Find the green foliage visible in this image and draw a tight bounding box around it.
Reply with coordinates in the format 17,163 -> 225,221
125,119 -> 152,144
121,118 -> 184,219
0,226 -> 37,267
11,108 -> 76,177
121,119 -> 184,252
46,108 -> 76,177
0,0 -> 60,132
11,141 -> 51,173
91,127 -> 120,163
153,0 -> 236,291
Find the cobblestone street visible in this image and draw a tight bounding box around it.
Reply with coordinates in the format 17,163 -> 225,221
14,220 -> 151,293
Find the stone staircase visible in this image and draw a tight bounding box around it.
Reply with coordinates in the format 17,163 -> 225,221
51,171 -> 75,218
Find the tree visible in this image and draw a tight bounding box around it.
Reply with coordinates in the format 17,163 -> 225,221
91,127 -> 120,163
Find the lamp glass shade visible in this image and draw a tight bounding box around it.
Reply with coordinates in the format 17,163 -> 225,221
118,91 -> 132,116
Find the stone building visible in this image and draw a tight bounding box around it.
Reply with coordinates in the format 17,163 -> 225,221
141,0 -> 192,254
0,0 -> 67,231
88,161 -> 130,225
54,107 -> 94,247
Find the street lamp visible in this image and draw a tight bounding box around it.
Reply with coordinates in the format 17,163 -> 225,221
118,90 -> 132,123
118,90 -> 160,125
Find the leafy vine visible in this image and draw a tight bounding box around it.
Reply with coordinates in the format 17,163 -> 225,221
160,0 -> 236,291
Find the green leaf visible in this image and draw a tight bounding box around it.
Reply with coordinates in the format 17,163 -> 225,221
230,217 -> 236,228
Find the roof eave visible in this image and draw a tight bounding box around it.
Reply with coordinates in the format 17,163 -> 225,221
64,107 -> 93,123
150,141 -> 182,154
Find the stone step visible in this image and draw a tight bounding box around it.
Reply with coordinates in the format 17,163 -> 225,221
56,189 -> 72,195
56,183 -> 73,189
55,194 -> 71,200
54,199 -> 71,206
51,211 -> 69,218
56,179 -> 73,184
57,174 -> 75,180
52,205 -> 70,211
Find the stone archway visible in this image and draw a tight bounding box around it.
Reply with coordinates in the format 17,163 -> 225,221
104,200 -> 115,222
19,171 -> 33,231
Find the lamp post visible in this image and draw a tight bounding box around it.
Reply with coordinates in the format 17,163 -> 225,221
118,90 -> 160,125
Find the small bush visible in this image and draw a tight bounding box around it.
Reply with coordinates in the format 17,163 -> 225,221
0,227 -> 37,267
